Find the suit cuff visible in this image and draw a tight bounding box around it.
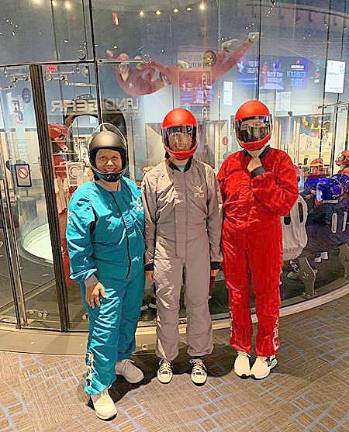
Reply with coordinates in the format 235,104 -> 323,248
251,166 -> 266,178
145,263 -> 154,271
210,262 -> 221,270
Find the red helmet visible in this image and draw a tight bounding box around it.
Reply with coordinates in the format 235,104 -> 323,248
161,108 -> 198,160
336,150 -> 349,166
340,166 -> 349,175
234,100 -> 272,150
48,123 -> 69,152
310,157 -> 324,167
308,157 -> 326,177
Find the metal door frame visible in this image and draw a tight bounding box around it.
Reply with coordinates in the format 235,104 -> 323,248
0,136 -> 27,328
0,61 -> 104,331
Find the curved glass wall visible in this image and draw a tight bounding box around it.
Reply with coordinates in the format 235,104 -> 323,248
0,0 -> 348,331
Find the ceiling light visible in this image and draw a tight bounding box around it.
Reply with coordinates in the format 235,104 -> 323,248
156,10 -> 161,15
64,1 -> 72,11
173,8 -> 179,13
139,10 -> 144,17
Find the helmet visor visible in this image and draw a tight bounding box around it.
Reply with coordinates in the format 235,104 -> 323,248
336,152 -> 346,165
164,125 -> 196,152
235,115 -> 272,143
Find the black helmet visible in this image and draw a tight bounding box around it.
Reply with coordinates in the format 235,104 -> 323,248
88,128 -> 127,182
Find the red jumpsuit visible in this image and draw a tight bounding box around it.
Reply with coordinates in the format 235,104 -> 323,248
114,66 -> 165,96
149,39 -> 253,87
217,147 -> 298,357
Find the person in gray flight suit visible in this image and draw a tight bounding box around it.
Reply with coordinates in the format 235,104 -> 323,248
141,108 -> 222,385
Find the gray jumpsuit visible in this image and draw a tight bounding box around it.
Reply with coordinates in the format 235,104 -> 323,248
142,158 -> 222,361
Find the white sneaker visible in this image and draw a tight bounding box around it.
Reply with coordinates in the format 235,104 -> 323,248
250,356 -> 278,380
90,389 -> 117,420
234,351 -> 251,378
189,358 -> 207,386
286,270 -> 299,280
321,252 -> 329,260
221,38 -> 240,51
140,300 -> 148,312
157,359 -> 173,384
148,296 -> 157,310
115,359 -> 144,384
248,31 -> 260,43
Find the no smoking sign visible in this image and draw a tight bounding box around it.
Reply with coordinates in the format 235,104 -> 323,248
14,163 -> 32,187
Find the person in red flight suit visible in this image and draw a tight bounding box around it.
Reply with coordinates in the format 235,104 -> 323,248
49,123 -> 73,287
217,100 -> 298,380
336,150 -> 349,175
149,32 -> 259,89
108,32 -> 258,97
109,52 -> 166,97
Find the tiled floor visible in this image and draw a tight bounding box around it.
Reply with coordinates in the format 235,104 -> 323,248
0,295 -> 348,431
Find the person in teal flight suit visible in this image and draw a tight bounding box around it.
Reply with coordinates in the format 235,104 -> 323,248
66,127 -> 145,421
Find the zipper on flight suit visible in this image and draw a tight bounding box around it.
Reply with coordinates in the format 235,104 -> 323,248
184,167 -> 189,282
111,192 -> 132,278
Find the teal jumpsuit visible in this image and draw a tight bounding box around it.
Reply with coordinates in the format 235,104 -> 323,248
66,178 -> 145,395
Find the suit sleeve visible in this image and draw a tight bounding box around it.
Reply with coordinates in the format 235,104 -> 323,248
211,39 -> 253,80
217,158 -> 228,203
251,152 -> 299,216
141,173 -> 157,270
206,166 -> 223,266
66,194 -> 97,284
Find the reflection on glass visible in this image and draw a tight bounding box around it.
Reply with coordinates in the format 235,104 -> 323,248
0,1 -> 348,330
0,66 -> 60,328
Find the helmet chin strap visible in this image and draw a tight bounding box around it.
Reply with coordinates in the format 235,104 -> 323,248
94,168 -> 123,183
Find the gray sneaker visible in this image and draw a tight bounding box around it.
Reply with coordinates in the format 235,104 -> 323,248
189,358 -> 207,386
157,359 -> 173,384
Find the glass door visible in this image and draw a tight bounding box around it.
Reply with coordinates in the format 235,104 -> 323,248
41,62 -> 100,330
0,65 -> 62,329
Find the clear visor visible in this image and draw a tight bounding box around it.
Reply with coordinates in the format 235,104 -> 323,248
164,125 -> 196,152
235,115 -> 272,143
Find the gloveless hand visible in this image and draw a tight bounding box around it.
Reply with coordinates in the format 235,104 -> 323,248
145,270 -> 154,282
210,269 -> 220,278
247,157 -> 262,173
86,282 -> 106,308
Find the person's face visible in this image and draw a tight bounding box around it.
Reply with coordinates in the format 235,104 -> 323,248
118,63 -> 129,79
95,149 -> 122,173
168,132 -> 193,151
203,51 -> 215,66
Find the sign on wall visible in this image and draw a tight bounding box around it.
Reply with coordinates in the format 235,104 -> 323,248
14,163 -> 32,187
325,60 -> 345,94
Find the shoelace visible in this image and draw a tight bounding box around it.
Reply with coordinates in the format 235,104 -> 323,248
190,359 -> 206,376
159,360 -> 172,375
